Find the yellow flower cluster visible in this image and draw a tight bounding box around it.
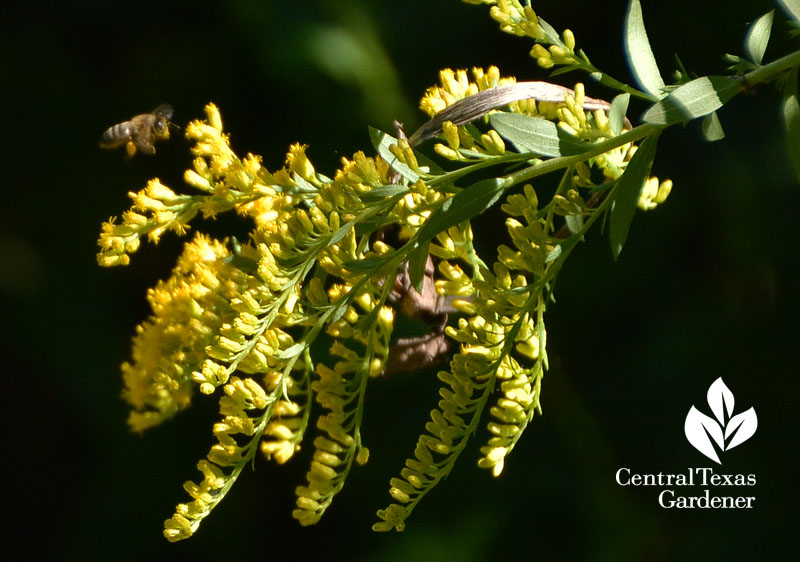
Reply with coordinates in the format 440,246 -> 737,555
164,375 -> 271,542
97,179 -> 199,266
464,0 -> 580,70
123,234 -> 253,431
375,195 -> 548,529
638,176 -> 673,210
99,17 -> 679,534
291,282 -> 394,527
420,66 -> 515,116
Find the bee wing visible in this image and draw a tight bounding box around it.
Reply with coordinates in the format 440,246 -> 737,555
152,103 -> 173,119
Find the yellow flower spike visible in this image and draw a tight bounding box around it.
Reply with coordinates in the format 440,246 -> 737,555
420,91 -> 448,117
489,6 -> 513,33
308,206 -> 329,234
549,45 -> 566,59
205,103 -> 223,132
184,169 -> 212,192
536,55 -> 554,69
474,65 -> 506,90
557,121 -> 579,138
434,144 -> 461,160
573,83 -> 585,108
656,179 -> 673,204
593,108 -> 611,133
481,130 -> 506,155
287,143 -> 317,183
523,5 -> 538,26
563,29 -> 576,51
402,143 -> 419,171
261,440 -> 299,465
442,120 -> 460,149
530,44 -> 549,60
638,176 -> 660,210
378,306 -> 394,329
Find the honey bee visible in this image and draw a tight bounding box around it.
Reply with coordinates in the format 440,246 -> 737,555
100,103 -> 175,158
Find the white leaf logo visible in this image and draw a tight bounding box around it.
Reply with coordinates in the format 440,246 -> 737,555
684,378 -> 757,464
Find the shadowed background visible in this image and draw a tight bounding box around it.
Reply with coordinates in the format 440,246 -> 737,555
1,0 -> 797,559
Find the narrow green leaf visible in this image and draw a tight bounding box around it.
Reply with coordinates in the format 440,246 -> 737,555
782,68 -> 800,181
701,111 -> 726,142
642,76 -> 743,124
777,0 -> 800,23
489,113 -> 589,157
413,148 -> 446,176
623,0 -> 665,99
415,178 -> 508,248
609,131 -> 661,259
609,94 -> 631,136
360,184 -> 408,203
544,244 -> 562,264
565,213 -> 584,234
275,342 -> 306,360
369,127 -> 419,183
536,17 -> 562,45
344,254 -> 393,273
744,10 -> 774,65
408,241 -> 430,294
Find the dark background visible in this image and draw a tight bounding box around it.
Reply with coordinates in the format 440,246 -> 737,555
2,0 -> 798,560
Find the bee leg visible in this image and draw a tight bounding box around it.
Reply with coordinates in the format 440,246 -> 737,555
125,142 -> 137,159
135,139 -> 157,156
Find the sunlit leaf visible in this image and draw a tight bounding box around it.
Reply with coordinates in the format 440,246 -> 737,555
776,0 -> 800,23
415,178 -> 508,248
360,185 -> 409,203
701,111 -> 725,141
369,127 -> 419,183
544,244 -> 562,263
744,10 -> 774,65
642,76 -> 743,124
623,0 -> 665,99
609,131 -> 660,259
565,213 -> 584,234
782,68 -> 800,181
489,113 -> 589,157
408,240 -> 430,294
609,93 -> 631,136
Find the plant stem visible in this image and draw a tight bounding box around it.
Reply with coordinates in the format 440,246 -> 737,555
744,49 -> 800,87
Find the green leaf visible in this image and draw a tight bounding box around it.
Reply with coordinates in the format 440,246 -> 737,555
744,10 -> 774,65
489,113 -> 589,157
782,68 -> 800,181
701,111 -> 726,142
536,17 -> 562,45
609,131 -> 660,259
275,342 -> 306,360
545,244 -> 562,264
642,76 -> 743,124
415,178 -> 508,248
360,184 -> 409,203
408,241 -> 430,294
413,148 -> 446,176
623,0 -> 665,99
565,213 -> 584,234
343,254 -> 393,273
609,94 -> 631,136
777,0 -> 800,23
369,127 -> 419,183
